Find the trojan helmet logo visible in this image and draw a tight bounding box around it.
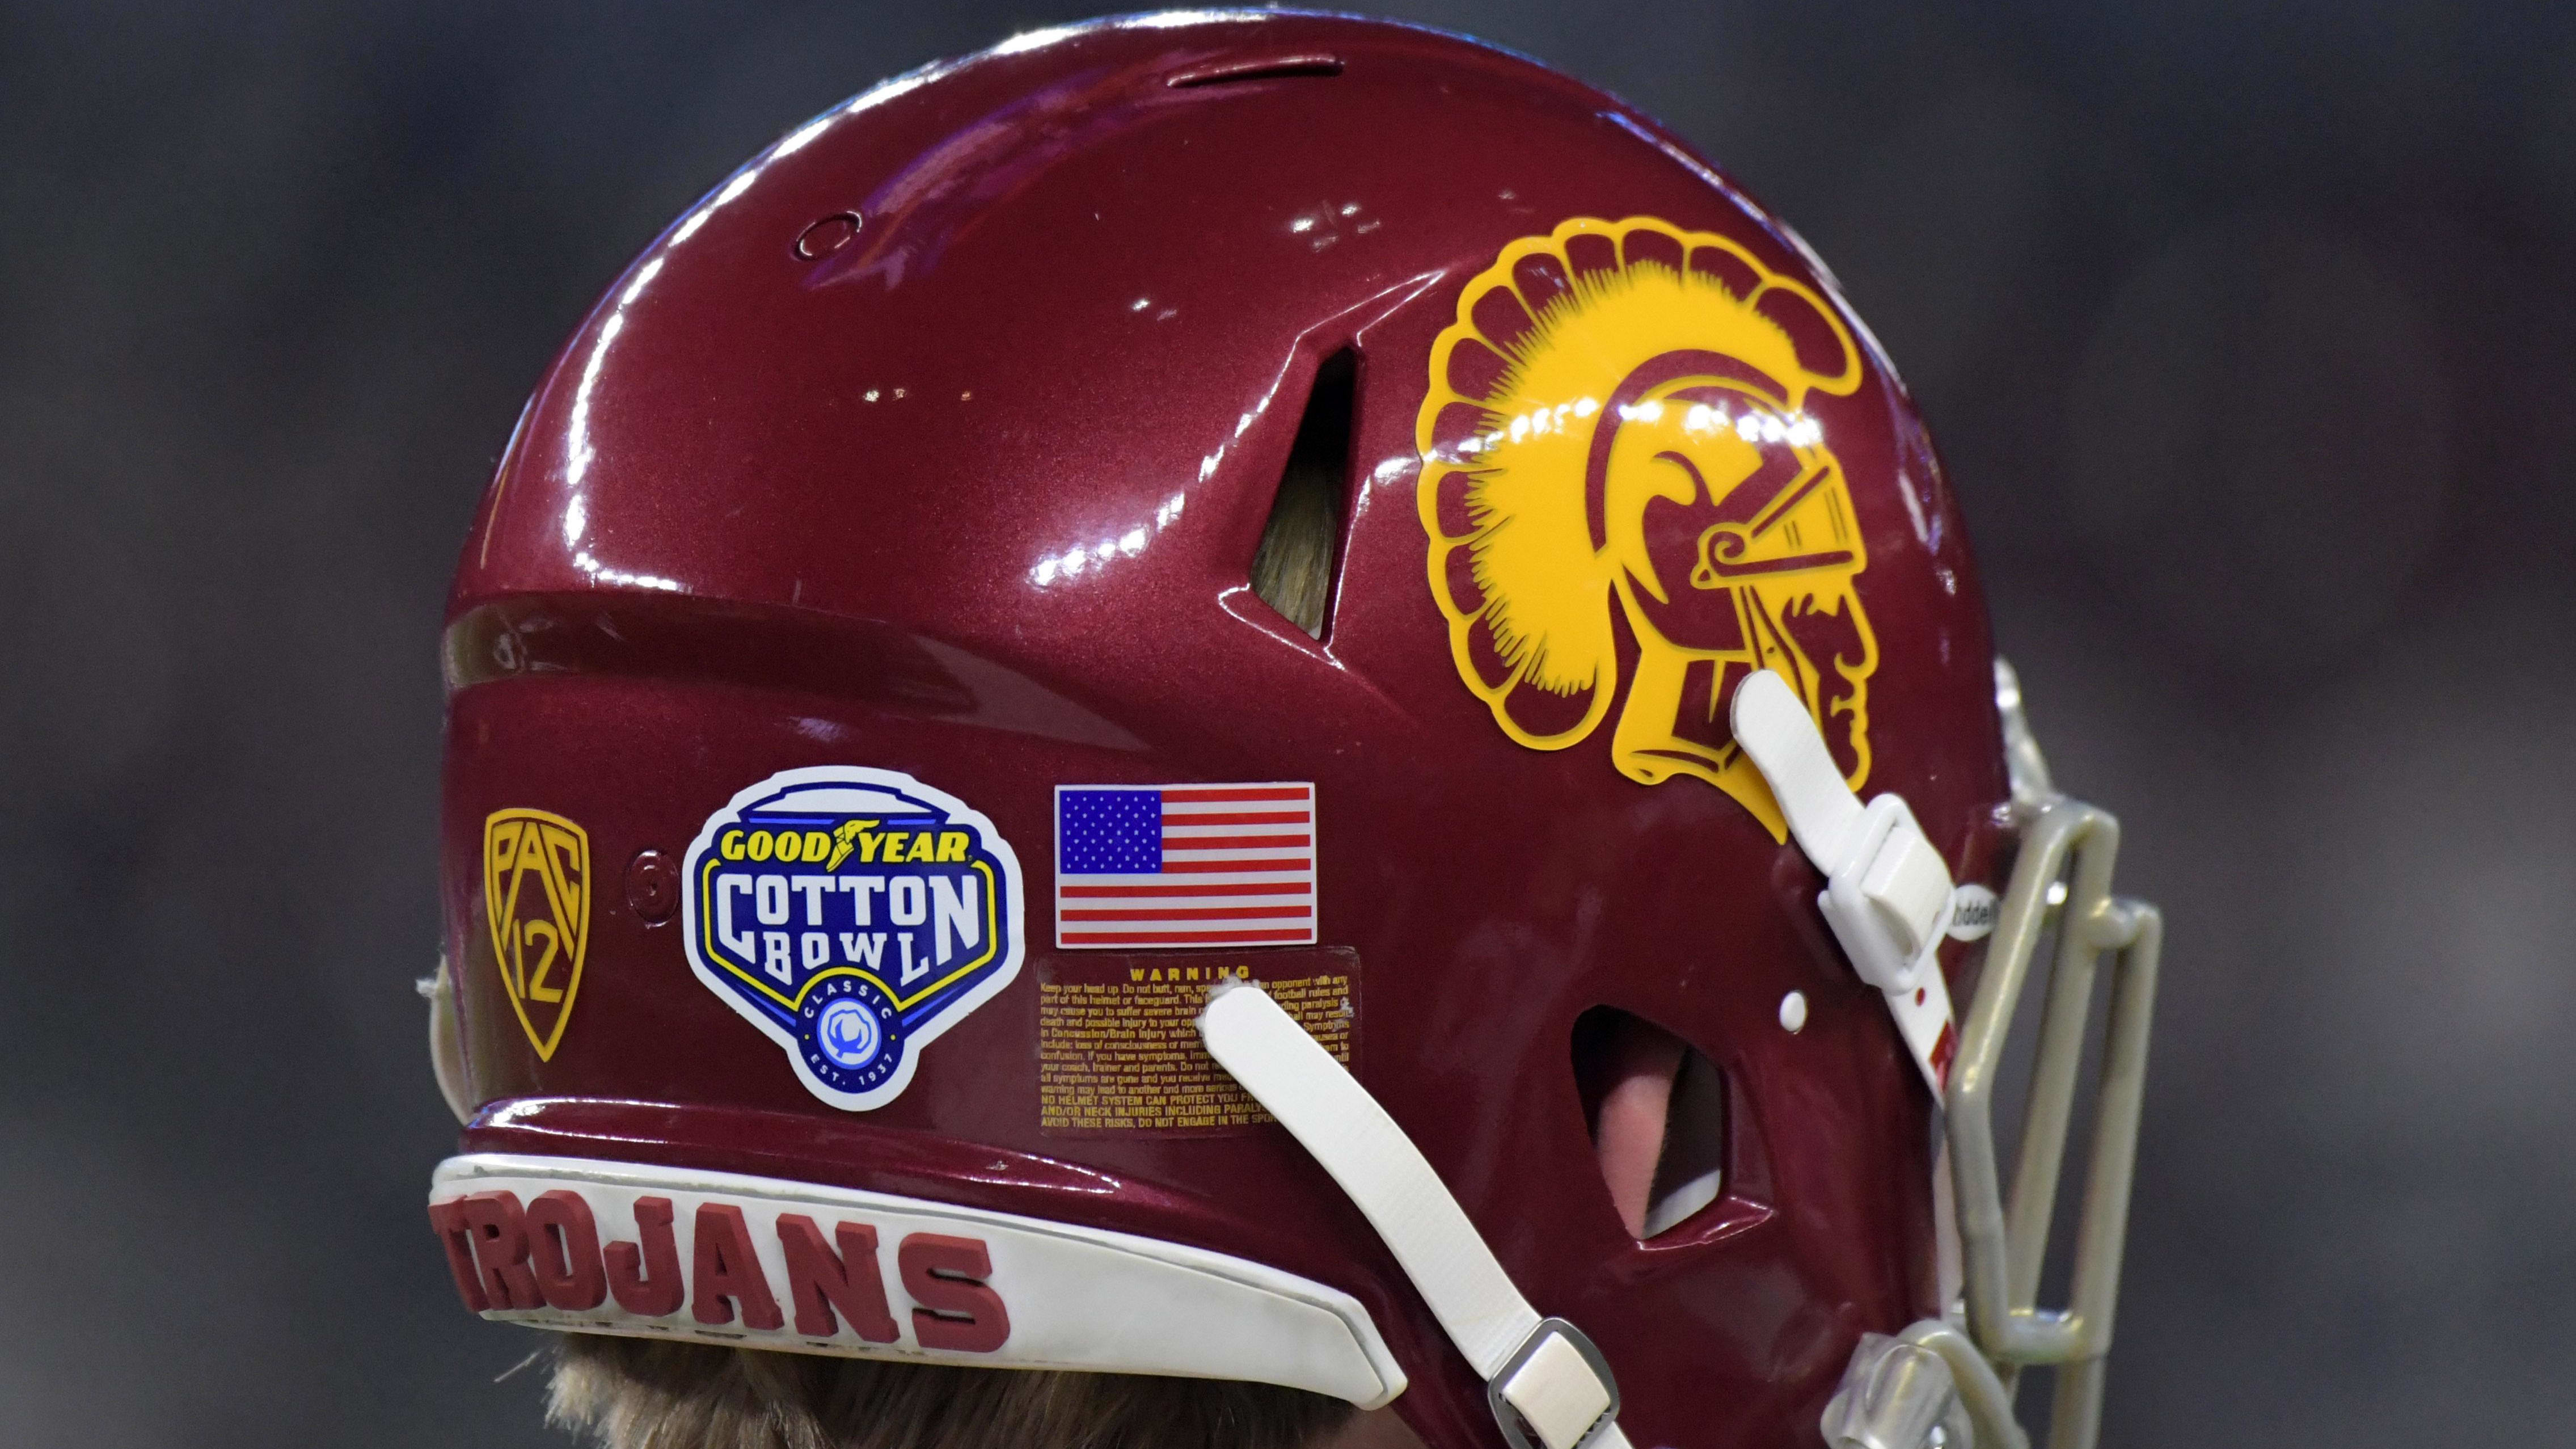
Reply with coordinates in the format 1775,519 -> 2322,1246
1418,216 -> 1880,840
483,808 -> 589,1060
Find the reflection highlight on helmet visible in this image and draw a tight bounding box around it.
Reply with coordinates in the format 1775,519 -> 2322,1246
1437,397 -> 1823,468
556,251 -> 685,593
1029,493 -> 1188,588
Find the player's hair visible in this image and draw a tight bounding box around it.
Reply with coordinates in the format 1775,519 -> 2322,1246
548,1334 -> 1357,1449
1248,351 -> 1354,640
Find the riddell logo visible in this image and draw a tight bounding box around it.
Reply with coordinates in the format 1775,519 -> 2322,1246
426,1187 -> 1010,1353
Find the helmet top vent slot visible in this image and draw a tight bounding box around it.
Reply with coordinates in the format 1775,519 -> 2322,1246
1165,54 -> 1344,88
1249,348 -> 1356,641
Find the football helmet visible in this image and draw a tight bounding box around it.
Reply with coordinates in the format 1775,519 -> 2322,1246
422,13 -> 2160,1449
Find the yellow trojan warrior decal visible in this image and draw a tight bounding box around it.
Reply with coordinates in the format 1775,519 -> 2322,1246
484,807 -> 589,1059
1417,216 -> 1878,840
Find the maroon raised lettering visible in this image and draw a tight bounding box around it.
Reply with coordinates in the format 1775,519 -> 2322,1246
427,1198 -> 489,1312
459,1191 -> 544,1310
525,1189 -> 608,1312
605,1197 -> 685,1317
691,1203 -> 784,1330
777,1214 -> 897,1342
897,1233 -> 1010,1353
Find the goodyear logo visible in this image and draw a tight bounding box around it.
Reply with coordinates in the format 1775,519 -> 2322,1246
680,766 -> 1025,1110
483,808 -> 589,1060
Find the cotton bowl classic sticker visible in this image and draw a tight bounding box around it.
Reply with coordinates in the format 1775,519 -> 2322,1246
679,767 -> 1025,1110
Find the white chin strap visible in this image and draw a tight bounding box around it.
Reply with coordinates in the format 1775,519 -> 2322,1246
1199,984 -> 1631,1449
1196,670 -> 1973,1448
1729,670 -> 1962,1094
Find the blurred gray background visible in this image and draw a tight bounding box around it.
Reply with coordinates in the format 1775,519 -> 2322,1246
5,1 -> 2573,1444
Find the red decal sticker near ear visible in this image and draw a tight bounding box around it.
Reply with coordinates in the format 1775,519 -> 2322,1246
606,1197 -> 685,1317
427,1198 -> 489,1312
897,1233 -> 1010,1353
691,1203 -> 784,1330
459,1191 -> 544,1310
778,1215 -> 899,1342
525,1189 -> 608,1312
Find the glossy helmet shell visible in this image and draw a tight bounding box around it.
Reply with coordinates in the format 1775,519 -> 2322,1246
438,11 -> 2008,1447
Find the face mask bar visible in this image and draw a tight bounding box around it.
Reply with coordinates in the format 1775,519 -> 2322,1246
1830,666 -> 2163,1449
1960,795 -> 2160,1448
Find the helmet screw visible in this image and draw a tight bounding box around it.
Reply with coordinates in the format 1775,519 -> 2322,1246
626,849 -> 679,924
794,212 -> 862,259
1779,991 -> 1808,1034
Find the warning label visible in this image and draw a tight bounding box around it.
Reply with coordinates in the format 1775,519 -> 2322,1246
1037,947 -> 1359,1136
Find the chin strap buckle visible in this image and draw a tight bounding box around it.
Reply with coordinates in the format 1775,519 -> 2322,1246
1731,669 -> 1962,1093
1489,1317 -> 1621,1449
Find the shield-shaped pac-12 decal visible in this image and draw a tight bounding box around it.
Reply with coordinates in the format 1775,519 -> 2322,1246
680,766 -> 1027,1111
483,808 -> 590,1060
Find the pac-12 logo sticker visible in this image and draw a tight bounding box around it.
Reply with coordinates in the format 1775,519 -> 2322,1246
484,808 -> 589,1060
679,767 -> 1025,1111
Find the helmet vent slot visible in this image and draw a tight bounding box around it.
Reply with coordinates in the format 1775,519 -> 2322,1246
1572,1008 -> 1729,1240
1166,54 -> 1344,88
1249,348 -> 1355,641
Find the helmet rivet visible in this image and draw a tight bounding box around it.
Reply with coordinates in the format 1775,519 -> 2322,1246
794,212 -> 862,260
626,849 -> 679,924
1779,991 -> 1808,1034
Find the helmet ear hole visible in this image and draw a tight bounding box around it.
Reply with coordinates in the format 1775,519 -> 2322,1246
1571,1007 -> 1729,1240
1249,349 -> 1355,639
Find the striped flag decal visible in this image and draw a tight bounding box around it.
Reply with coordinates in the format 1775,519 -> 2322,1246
1053,783 -> 1316,948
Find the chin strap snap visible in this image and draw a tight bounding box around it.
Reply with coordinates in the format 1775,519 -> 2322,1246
1198,983 -> 1630,1449
1730,669 -> 1961,1093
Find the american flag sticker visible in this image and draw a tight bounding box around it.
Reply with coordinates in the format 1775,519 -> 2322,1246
1053,783 -> 1317,949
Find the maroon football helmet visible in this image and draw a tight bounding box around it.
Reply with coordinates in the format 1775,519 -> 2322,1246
423,13 -> 2160,1449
